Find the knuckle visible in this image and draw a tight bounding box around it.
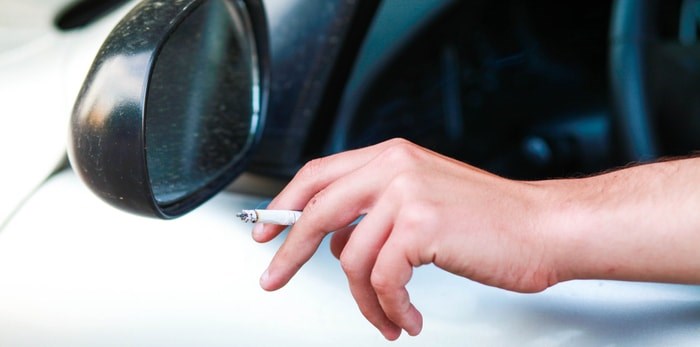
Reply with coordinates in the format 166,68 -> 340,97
305,190 -> 326,212
392,203 -> 441,265
380,141 -> 421,167
398,202 -> 439,231
297,157 -> 326,181
370,271 -> 393,295
385,137 -> 412,147
339,254 -> 363,279
385,172 -> 422,199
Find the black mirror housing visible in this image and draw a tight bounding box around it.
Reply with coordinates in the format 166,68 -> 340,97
69,0 -> 269,219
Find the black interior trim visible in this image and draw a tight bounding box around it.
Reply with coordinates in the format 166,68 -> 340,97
55,0 -> 130,30
301,0 -> 382,159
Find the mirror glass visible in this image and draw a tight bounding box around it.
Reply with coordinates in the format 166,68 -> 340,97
145,0 -> 259,205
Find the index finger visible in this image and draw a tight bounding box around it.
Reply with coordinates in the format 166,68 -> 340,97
258,155 -> 393,291
254,138 -> 410,242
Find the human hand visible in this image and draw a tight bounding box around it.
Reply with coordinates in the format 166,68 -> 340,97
253,138 -> 559,340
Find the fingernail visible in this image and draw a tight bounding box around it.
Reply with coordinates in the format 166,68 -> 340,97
252,224 -> 264,239
260,269 -> 270,288
382,327 -> 401,341
406,312 -> 423,336
406,323 -> 422,337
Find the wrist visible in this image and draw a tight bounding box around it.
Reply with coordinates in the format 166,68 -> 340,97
534,162 -> 698,284
508,179 -> 573,290
531,177 -> 598,284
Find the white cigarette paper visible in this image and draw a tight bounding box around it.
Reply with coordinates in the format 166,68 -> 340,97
236,209 -> 302,225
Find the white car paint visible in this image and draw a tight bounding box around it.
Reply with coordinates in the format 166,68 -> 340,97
0,0 -> 136,226
3,169 -> 700,346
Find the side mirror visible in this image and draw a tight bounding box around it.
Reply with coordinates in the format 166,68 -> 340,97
69,0 -> 269,218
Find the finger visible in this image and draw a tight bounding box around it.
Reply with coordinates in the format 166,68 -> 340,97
251,223 -> 274,243
257,139 -> 410,242
259,157 -> 393,291
270,139 -> 409,209
330,225 -> 355,260
338,200 -> 402,340
372,233 -> 424,336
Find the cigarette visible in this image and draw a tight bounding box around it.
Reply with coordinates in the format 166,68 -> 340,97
236,209 -> 302,225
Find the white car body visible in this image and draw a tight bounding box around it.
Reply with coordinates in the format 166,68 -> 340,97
1,1 -> 700,346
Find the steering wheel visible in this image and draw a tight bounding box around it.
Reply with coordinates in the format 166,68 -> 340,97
611,0 -> 700,162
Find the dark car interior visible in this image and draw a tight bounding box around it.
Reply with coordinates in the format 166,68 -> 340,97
337,1 -> 617,180
323,0 -> 699,181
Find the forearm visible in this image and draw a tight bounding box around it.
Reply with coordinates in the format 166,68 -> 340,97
542,158 -> 700,284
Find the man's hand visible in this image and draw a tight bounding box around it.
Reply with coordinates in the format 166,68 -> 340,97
252,139 -> 558,340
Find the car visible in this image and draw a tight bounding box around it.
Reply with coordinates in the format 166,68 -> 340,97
1,0 -> 700,345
